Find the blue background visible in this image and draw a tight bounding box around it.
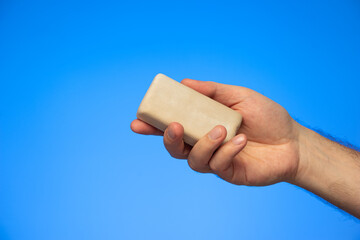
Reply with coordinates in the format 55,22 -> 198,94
1,0 -> 360,239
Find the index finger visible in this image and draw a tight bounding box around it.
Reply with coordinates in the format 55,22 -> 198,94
130,119 -> 163,136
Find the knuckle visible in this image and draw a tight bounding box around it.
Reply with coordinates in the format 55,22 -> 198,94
209,147 -> 233,172
187,160 -> 198,171
163,137 -> 170,146
187,155 -> 205,172
166,145 -> 185,159
221,145 -> 234,156
198,140 -> 217,153
170,152 -> 186,159
163,137 -> 176,149
169,152 -> 179,158
188,159 -> 212,173
209,160 -> 221,172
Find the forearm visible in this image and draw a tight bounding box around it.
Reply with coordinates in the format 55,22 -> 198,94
290,123 -> 360,218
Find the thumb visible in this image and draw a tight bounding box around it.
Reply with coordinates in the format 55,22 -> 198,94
181,78 -> 217,98
180,78 -> 247,107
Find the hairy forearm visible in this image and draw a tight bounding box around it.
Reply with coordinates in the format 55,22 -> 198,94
290,123 -> 360,218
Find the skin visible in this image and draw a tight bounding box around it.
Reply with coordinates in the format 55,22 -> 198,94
130,78 -> 360,218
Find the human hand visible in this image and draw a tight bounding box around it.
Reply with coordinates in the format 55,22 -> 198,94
131,79 -> 300,186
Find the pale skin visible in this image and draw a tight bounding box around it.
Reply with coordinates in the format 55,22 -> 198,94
130,78 -> 360,218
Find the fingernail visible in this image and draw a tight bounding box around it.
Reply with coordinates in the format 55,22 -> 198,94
208,126 -> 222,140
167,127 -> 176,140
232,134 -> 245,145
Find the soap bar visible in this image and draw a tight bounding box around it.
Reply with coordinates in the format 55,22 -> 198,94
136,73 -> 242,146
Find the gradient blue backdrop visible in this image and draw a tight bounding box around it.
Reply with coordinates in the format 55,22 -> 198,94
1,0 -> 360,239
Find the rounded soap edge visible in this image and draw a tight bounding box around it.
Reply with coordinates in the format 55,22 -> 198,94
224,113 -> 243,144
136,73 -> 165,119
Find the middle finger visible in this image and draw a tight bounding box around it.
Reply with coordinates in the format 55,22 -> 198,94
187,125 -> 227,173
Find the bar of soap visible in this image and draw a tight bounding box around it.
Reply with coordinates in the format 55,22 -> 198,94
136,73 -> 242,146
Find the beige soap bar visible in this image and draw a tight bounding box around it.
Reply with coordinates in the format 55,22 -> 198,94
137,73 -> 242,146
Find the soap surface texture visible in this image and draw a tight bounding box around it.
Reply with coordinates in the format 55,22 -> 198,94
137,74 -> 242,146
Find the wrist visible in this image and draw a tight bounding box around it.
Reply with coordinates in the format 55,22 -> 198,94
290,123 -> 351,189
288,123 -> 338,190
289,122 -> 312,186
288,122 -> 360,218
286,121 -> 339,196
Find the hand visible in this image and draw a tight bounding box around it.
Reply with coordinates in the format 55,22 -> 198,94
131,79 -> 301,186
